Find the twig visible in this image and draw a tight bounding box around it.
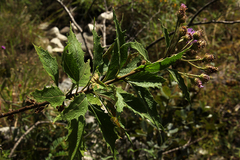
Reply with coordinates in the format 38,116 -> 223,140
0,101 -> 49,118
9,121 -> 66,158
162,136 -> 206,155
56,0 -> 94,60
187,0 -> 219,26
146,0 -> 220,51
190,20 -> 240,26
103,0 -> 108,47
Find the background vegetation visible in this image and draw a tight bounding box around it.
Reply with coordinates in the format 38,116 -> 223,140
0,0 -> 240,159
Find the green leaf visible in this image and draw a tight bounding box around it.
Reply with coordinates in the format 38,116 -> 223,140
66,116 -> 85,160
127,71 -> 165,88
33,44 -> 59,86
62,26 -> 90,86
167,69 -> 190,102
103,40 -> 120,81
118,54 -> 141,76
31,86 -> 65,108
113,9 -> 128,69
122,41 -> 150,63
159,20 -> 170,48
104,9 -> 128,81
90,105 -> 118,159
137,46 -> 191,72
92,28 -> 104,73
62,93 -> 88,121
131,85 -> 164,132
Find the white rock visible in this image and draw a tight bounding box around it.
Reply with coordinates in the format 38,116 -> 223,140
56,33 -> 68,41
60,26 -> 70,34
52,47 -> 64,53
38,22 -> 50,30
47,27 -> 60,36
76,32 -> 93,51
97,11 -> 113,22
47,45 -> 53,53
50,38 -> 64,49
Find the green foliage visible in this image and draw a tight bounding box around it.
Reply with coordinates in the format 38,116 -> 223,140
34,45 -> 59,86
62,27 -> 91,86
31,86 -> 65,108
29,7 -> 198,157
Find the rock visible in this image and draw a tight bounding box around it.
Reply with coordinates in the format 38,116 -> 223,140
47,45 -> 53,53
50,38 -> 64,49
76,32 -> 93,51
38,22 -> 50,30
60,26 -> 70,34
47,27 -> 60,36
56,33 -> 67,41
52,47 -> 64,53
97,11 -> 113,22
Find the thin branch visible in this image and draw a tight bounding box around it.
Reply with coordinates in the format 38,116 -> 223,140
0,101 -> 49,118
56,0 -> 94,60
9,121 -> 66,158
187,0 -> 219,26
190,20 -> 240,26
162,136 -> 206,155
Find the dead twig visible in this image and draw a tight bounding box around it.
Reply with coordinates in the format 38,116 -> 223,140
56,0 -> 94,60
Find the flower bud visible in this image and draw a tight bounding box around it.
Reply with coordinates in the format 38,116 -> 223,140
177,4 -> 188,19
193,30 -> 203,40
198,40 -> 206,49
203,53 -> 214,62
194,78 -> 204,88
179,26 -> 187,37
205,65 -> 218,73
199,73 -> 210,83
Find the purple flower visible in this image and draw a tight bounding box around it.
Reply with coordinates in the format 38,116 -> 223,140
195,78 -> 204,88
187,28 -> 195,35
180,3 -> 187,10
1,46 -> 6,50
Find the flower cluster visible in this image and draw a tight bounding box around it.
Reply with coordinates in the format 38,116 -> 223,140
176,4 -> 217,89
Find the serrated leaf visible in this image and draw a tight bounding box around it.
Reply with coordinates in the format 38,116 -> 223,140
131,85 -> 164,132
104,9 -> 128,81
62,26 -> 90,86
167,69 -> 190,102
121,41 -> 150,63
31,86 -> 65,108
137,45 -> 191,72
104,40 -> 120,81
92,28 -> 104,73
113,9 -> 128,69
66,116 -> 85,160
86,93 -> 101,106
118,54 -> 141,76
33,44 -> 59,86
127,71 -> 165,88
90,105 -> 118,159
62,93 -> 88,121
159,20 -> 170,48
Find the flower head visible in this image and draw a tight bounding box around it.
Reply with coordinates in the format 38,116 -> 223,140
177,4 -> 188,23
1,46 -> 6,50
205,65 -> 218,74
194,78 -> 204,88
203,53 -> 214,62
200,73 -> 210,83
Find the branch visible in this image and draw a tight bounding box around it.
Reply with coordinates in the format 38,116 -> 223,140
146,0 -> 223,51
56,0 -> 94,60
9,121 -> 66,158
190,20 -> 240,26
0,101 -> 49,118
187,0 -> 219,26
162,136 -> 206,155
